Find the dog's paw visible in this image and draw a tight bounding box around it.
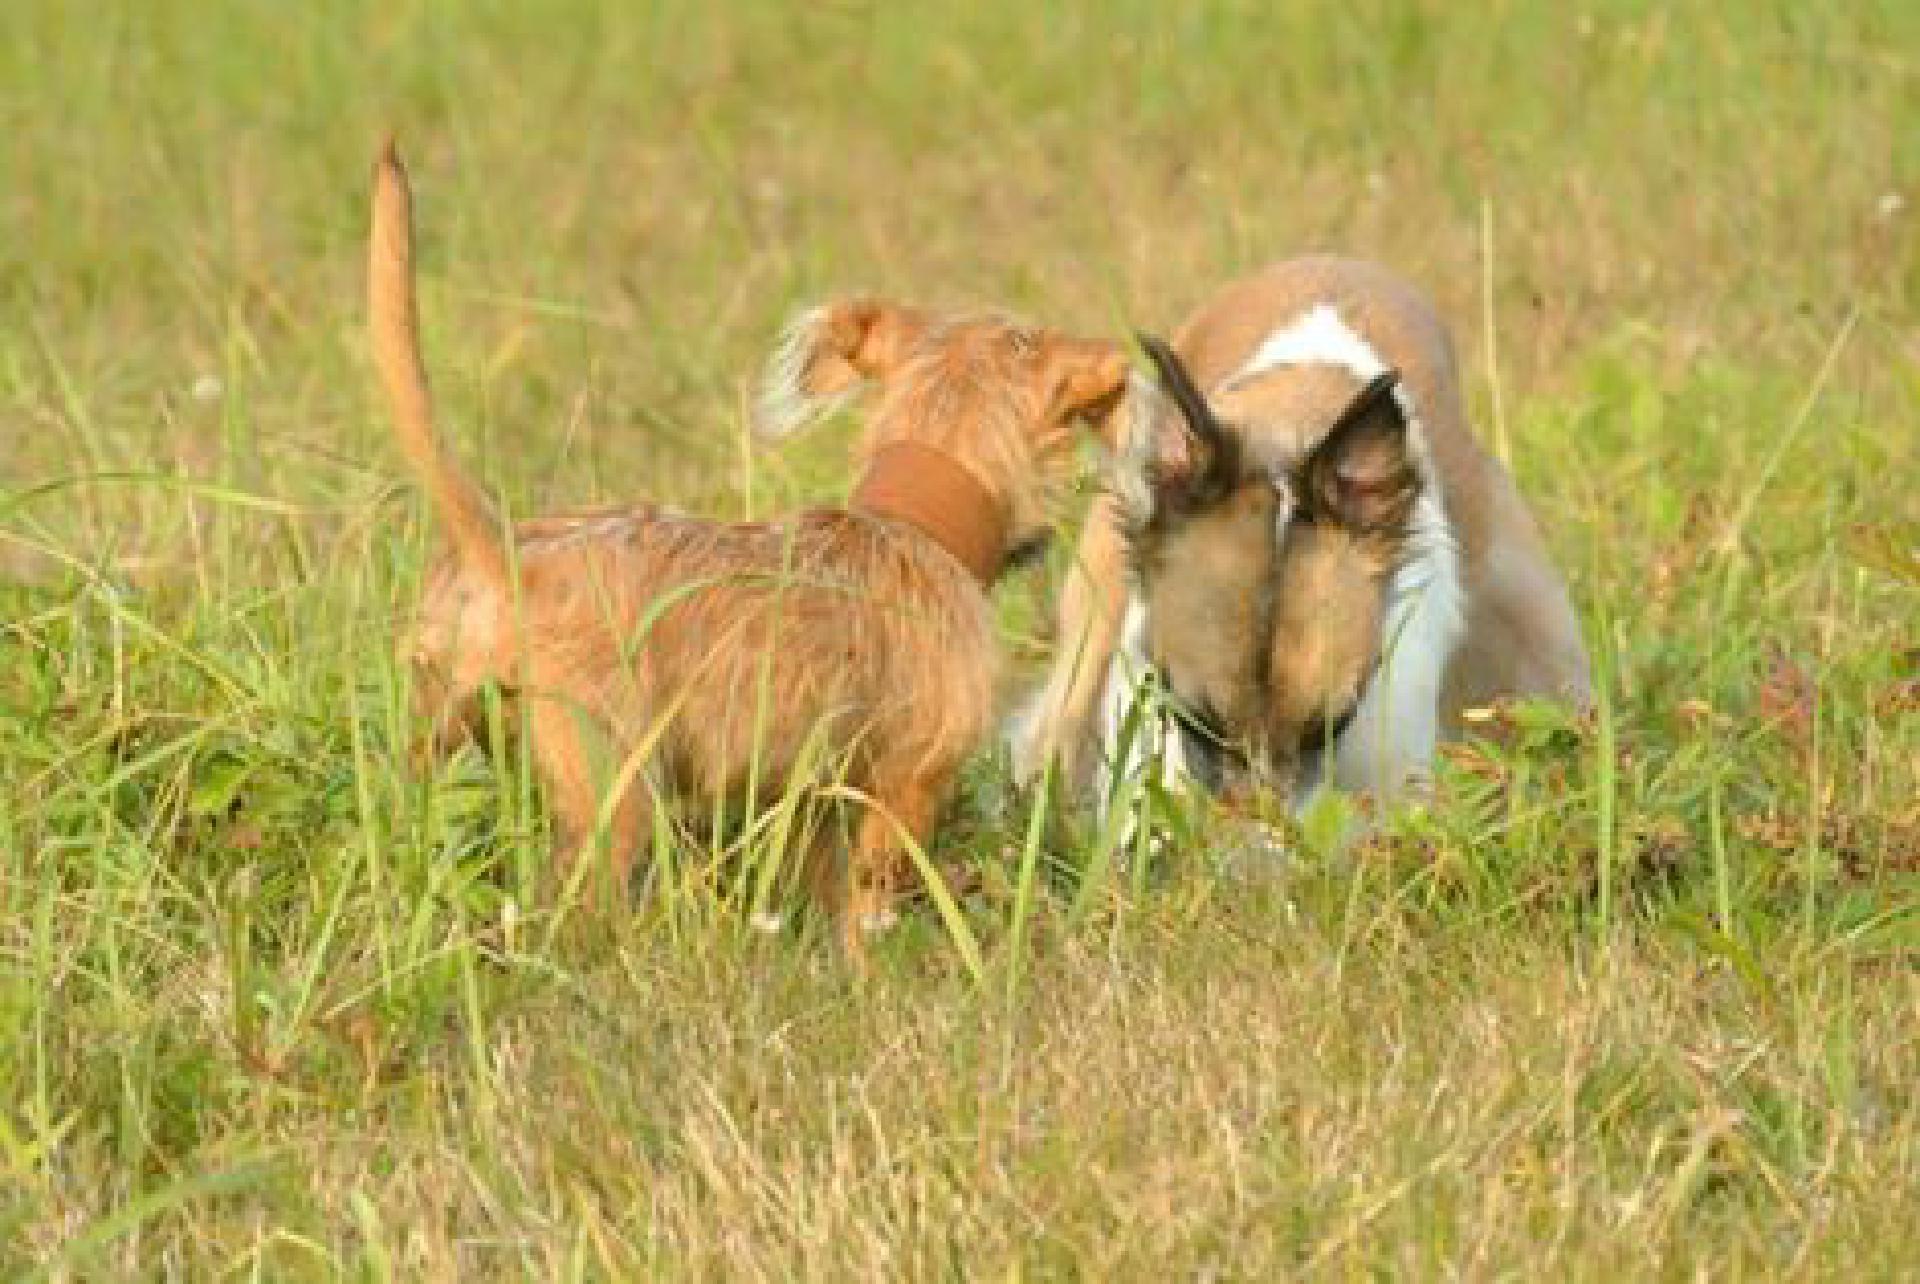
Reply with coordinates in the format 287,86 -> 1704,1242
1003,700 -> 1049,787
857,905 -> 900,935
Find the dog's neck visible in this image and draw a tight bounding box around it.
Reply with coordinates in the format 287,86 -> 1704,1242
850,441 -> 1011,586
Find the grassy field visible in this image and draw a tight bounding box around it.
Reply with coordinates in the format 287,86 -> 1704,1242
3,0 -> 1917,1277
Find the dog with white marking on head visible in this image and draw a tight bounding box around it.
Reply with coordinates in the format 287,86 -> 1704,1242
1012,256 -> 1590,823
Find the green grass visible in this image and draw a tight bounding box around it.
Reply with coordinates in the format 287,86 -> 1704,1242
3,0 -> 1918,1276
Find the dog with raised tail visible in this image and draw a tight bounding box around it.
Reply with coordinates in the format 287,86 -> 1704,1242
370,140 -> 1128,955
1012,257 -> 1590,817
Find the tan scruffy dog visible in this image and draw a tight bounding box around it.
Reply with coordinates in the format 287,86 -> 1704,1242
369,142 -> 1127,955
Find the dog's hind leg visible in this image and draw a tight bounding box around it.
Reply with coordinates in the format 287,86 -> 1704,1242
839,767 -> 951,963
526,698 -> 651,905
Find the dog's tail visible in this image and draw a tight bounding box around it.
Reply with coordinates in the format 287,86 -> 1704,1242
370,138 -> 509,589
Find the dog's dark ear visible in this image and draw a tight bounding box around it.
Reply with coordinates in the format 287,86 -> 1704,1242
1299,370 -> 1419,534
1134,332 -> 1237,500
756,298 -> 932,438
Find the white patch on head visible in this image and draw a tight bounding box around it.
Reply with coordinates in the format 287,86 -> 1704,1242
1225,303 -> 1437,483
754,304 -> 861,440
1116,304 -> 1437,526
1227,304 -> 1390,390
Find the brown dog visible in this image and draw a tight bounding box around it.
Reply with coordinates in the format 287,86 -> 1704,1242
1013,258 -> 1590,820
369,142 -> 1127,952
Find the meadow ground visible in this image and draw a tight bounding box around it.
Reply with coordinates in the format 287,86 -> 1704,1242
2,2 -> 1917,1277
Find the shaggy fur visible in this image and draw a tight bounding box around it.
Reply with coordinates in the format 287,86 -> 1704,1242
370,142 -> 1126,955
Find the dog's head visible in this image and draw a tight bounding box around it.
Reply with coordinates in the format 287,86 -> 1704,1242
1119,341 -> 1420,790
757,298 -> 1128,559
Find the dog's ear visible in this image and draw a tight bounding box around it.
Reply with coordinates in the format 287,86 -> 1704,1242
1118,333 -> 1241,509
755,298 -> 932,438
1042,336 -> 1129,436
1298,370 -> 1420,534
1139,333 -> 1234,486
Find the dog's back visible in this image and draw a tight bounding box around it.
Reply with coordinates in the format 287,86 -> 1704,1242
484,505 -> 999,797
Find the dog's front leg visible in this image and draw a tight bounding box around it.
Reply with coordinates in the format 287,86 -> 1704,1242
1009,493 -> 1132,788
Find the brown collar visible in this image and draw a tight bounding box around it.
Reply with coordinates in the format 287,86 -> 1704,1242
849,441 -> 1011,586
